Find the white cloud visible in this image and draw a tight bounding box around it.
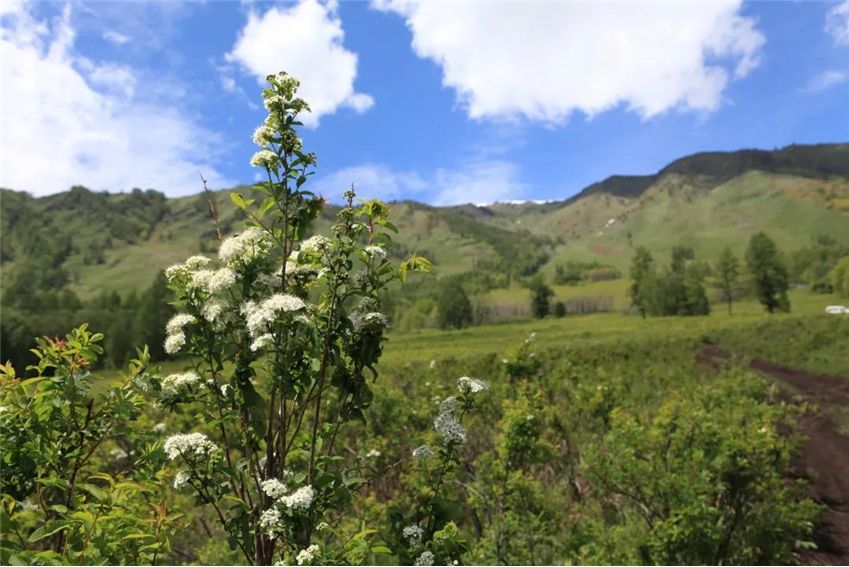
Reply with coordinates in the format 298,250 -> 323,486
803,69 -> 848,93
312,164 -> 426,201
226,0 -> 372,127
313,160 -> 524,206
826,0 -> 849,46
102,29 -> 130,45
0,4 -> 231,197
374,1 -> 764,123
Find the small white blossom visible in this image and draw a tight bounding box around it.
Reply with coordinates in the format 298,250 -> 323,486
253,125 -> 275,146
261,478 -> 288,499
316,522 -> 329,532
415,551 -> 435,566
163,432 -> 219,460
250,149 -> 279,169
300,235 -> 331,254
219,228 -> 272,268
458,376 -> 489,395
281,485 -> 314,511
166,313 -> 196,335
250,333 -> 274,352
365,245 -> 386,258
164,332 -> 186,355
296,544 -> 320,565
362,312 -> 388,329
161,371 -> 202,394
259,507 -> 283,534
18,500 -> 38,512
243,294 -> 307,338
153,422 -> 167,434
429,359 -> 437,370
110,448 -> 128,461
412,445 -> 434,460
434,409 -> 467,445
403,524 -> 424,546
192,267 -> 236,294
438,396 -> 461,414
165,256 -> 210,282
173,470 -> 191,490
366,448 -> 381,458
202,301 -> 225,323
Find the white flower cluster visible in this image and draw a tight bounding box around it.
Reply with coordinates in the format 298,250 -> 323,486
173,470 -> 191,490
403,524 -> 424,546
165,313 -> 195,355
259,507 -> 282,534
163,432 -> 219,461
362,312 -> 388,329
219,227 -> 272,268
364,245 -> 386,258
242,293 -> 307,344
165,255 -> 210,282
189,267 -> 236,294
434,410 -> 467,445
412,445 -> 434,460
281,485 -> 315,511
415,550 -> 435,566
258,483 -> 316,535
296,544 -> 320,565
250,149 -> 279,169
253,124 -> 275,146
261,478 -> 288,499
458,376 -> 489,395
202,300 -> 225,323
300,235 -> 331,254
161,371 -> 202,395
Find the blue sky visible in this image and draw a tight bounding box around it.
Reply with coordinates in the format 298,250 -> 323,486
2,0 -> 848,204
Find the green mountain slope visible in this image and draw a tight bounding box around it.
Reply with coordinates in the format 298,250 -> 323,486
2,143 -> 847,299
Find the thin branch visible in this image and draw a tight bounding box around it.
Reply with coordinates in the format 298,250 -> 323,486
200,173 -> 223,242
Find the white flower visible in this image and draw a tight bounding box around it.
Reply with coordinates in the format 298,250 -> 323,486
259,507 -> 282,534
191,267 -> 236,294
110,448 -> 128,460
316,522 -> 329,532
458,376 -> 489,395
250,149 -> 279,169
153,422 -> 167,434
163,432 -> 219,460
173,470 -> 191,490
415,551 -> 435,566
412,445 -> 434,460
161,371 -> 203,394
438,396 -> 461,414
253,125 -> 275,146
164,332 -> 186,355
165,256 -> 210,282
296,544 -> 320,565
166,313 -> 196,335
219,227 -> 272,268
18,500 -> 38,512
202,301 -> 225,323
434,404 -> 467,445
403,524 -> 424,546
361,312 -> 388,329
366,448 -> 381,458
243,294 -> 307,338
281,485 -> 314,511
300,235 -> 331,254
250,334 -> 274,352
365,245 -> 386,258
261,478 -> 288,499
429,359 -> 437,370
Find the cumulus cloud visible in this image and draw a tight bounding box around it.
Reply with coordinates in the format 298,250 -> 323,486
374,1 -> 765,123
826,0 -> 849,46
226,0 -> 372,127
313,160 -> 524,206
803,69 -> 848,93
0,3 -> 231,196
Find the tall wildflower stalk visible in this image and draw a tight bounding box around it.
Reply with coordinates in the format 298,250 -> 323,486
160,72 -> 429,565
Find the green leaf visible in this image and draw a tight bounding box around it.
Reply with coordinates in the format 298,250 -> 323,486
230,192 -> 248,210
27,521 -> 70,543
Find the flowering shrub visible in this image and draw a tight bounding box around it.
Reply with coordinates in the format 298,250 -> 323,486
0,326 -> 180,565
158,71 -> 428,565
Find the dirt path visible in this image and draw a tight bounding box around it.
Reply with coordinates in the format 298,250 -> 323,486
700,345 -> 849,565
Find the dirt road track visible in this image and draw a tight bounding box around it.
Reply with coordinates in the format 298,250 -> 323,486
700,345 -> 849,565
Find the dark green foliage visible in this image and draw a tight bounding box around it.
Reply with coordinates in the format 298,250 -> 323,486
436,279 -> 473,329
789,235 -> 849,288
746,232 -> 790,313
528,277 -> 553,318
554,261 -> 621,285
629,247 -> 654,318
715,246 -> 741,314
553,301 -> 567,318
